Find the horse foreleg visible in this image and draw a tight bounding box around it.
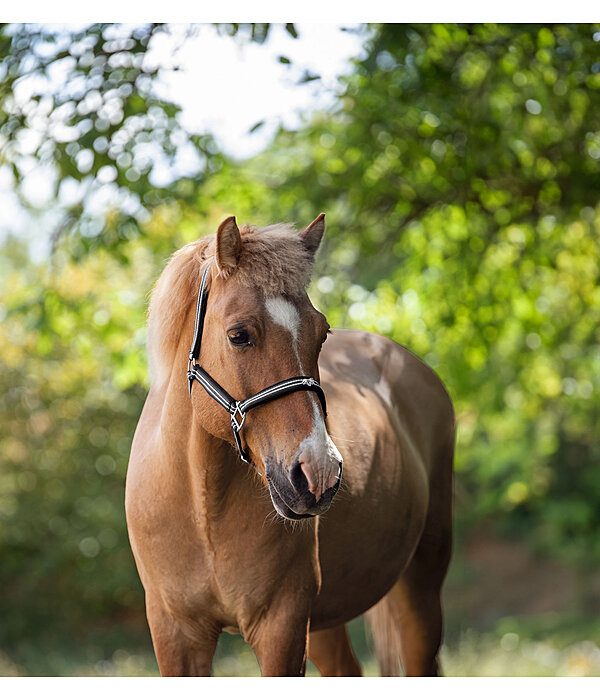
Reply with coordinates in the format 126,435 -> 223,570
146,597 -> 221,676
245,600 -> 312,676
308,625 -> 362,676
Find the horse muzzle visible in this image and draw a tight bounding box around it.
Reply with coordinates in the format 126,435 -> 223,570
265,457 -> 343,521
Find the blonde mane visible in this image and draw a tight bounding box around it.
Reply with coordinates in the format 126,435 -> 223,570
147,223 -> 315,387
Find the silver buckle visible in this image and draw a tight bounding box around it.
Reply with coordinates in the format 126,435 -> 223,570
231,402 -> 246,432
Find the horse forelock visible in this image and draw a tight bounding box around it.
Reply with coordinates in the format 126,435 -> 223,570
146,223 -> 314,387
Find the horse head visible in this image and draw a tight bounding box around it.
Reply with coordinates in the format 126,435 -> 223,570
188,214 -> 342,520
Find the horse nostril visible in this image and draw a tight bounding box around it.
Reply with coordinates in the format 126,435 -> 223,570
290,459 -> 310,494
300,462 -> 326,501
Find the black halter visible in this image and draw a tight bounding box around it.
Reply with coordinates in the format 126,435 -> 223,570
187,265 -> 327,464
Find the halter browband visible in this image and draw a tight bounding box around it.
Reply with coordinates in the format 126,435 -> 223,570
187,265 -> 327,464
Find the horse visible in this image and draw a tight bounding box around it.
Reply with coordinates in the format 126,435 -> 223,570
125,214 -> 454,676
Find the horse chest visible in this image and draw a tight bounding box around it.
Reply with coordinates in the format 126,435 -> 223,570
160,509 -> 319,625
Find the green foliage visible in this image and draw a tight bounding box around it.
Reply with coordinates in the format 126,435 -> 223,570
0,236 -> 158,647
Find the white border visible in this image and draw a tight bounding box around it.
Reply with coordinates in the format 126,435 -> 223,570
4,1 -> 600,23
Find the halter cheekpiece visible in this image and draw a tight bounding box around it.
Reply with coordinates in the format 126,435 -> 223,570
187,265 -> 327,464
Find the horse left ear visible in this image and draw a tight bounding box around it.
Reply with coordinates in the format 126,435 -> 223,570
215,216 -> 241,276
299,213 -> 326,257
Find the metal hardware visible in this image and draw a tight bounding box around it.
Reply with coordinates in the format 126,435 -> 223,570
230,402 -> 246,433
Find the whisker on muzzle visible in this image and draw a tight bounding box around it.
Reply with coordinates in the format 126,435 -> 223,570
327,434 -> 357,444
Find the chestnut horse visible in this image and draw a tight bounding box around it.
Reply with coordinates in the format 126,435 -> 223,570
125,215 -> 454,676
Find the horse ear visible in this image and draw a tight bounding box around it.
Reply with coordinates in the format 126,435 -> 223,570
215,216 -> 241,276
299,213 -> 326,257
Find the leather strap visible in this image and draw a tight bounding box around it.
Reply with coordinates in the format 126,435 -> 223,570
189,265 -> 210,365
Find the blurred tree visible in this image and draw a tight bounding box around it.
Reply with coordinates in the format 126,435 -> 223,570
0,22 -> 299,260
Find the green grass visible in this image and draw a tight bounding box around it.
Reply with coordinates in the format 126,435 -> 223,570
2,616 -> 600,677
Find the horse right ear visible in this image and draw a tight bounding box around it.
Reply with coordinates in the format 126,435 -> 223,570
299,213 -> 326,258
215,216 -> 241,276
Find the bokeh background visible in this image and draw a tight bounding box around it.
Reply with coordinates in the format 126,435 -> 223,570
1,23 -> 599,676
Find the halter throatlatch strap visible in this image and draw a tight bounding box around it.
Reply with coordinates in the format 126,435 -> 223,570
187,265 -> 328,465
187,264 -> 211,390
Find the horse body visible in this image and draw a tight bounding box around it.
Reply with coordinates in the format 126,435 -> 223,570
311,329 -> 453,630
126,217 -> 454,676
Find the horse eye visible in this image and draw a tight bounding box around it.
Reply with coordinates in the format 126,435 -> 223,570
228,329 -> 251,346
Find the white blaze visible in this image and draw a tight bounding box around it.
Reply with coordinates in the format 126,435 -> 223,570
265,296 -> 304,372
265,295 -> 341,491
265,297 -> 300,344
265,295 -> 318,417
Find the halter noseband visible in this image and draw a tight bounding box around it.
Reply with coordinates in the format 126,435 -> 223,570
187,265 -> 327,464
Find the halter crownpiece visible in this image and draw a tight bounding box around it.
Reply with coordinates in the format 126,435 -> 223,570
187,265 -> 327,464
